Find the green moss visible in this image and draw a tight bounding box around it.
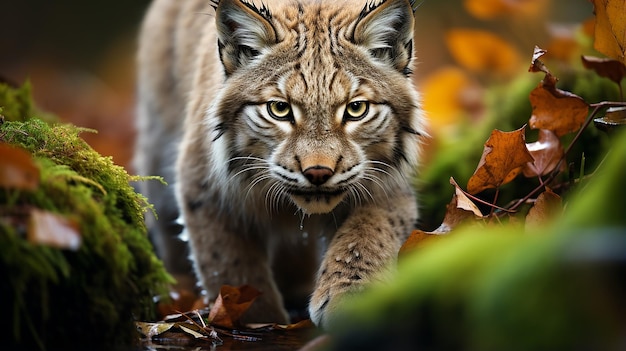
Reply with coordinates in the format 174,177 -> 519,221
0,83 -> 172,350
0,81 -> 54,122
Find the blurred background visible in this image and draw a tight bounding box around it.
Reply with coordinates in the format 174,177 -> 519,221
0,0 -> 604,228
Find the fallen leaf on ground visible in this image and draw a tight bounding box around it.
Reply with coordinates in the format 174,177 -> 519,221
0,142 -> 40,190
208,285 -> 261,329
136,321 -> 175,339
523,129 -> 565,177
467,127 -> 534,194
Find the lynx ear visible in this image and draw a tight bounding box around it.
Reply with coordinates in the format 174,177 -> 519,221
353,0 -> 416,75
215,0 -> 276,75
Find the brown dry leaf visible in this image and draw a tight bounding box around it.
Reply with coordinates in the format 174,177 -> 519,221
208,285 -> 261,329
522,129 -> 565,177
467,127 -> 534,194
399,230 -> 445,256
272,319 -> 315,331
464,0 -> 547,19
446,29 -> 521,76
528,74 -> 589,137
525,188 -> 562,228
581,55 -> 626,85
0,143 -> 40,190
528,46 -> 550,74
591,0 -> 626,64
27,209 -> 81,250
451,177 -> 483,218
399,189 -> 481,256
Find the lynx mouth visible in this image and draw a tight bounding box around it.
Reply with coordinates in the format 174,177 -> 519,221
287,188 -> 347,214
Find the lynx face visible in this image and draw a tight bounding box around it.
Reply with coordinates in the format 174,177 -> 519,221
210,0 -> 423,215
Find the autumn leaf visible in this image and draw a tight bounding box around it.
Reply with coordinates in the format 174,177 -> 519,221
464,0 -> 547,19
27,209 -> 81,250
528,46 -> 550,74
525,188 -> 562,228
522,129 -> 565,177
528,76 -> 589,137
467,127 -> 534,194
0,142 -> 40,190
594,106 -> 626,134
399,187 -> 481,256
446,29 -> 521,76
581,55 -> 626,85
450,177 -> 483,218
208,285 -> 261,329
591,0 -> 626,64
421,66 -> 484,133
399,230 -> 445,256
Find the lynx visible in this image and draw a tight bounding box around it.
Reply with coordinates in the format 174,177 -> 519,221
135,0 -> 425,327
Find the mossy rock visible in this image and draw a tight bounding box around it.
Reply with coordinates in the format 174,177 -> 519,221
0,83 -> 172,350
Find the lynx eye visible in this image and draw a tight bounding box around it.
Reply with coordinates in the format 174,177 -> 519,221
344,101 -> 369,121
267,101 -> 293,121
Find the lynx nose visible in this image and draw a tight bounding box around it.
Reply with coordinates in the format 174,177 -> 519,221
303,166 -> 334,186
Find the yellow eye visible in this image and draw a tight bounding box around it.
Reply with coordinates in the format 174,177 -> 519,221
267,101 -> 292,121
344,101 -> 369,121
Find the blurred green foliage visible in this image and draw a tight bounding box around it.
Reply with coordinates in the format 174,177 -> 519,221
331,127 -> 626,351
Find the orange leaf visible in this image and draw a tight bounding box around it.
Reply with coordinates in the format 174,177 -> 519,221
581,55 -> 626,85
399,187 -> 482,256
522,129 -> 565,177
208,285 -> 261,328
27,209 -> 81,250
446,29 -> 521,76
528,77 -> 589,137
399,230 -> 445,256
591,0 -> 626,64
525,188 -> 562,228
464,0 -> 547,19
467,127 -> 534,194
0,143 -> 40,191
421,66 -> 484,133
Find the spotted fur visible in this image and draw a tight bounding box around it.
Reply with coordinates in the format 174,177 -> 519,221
135,0 -> 425,327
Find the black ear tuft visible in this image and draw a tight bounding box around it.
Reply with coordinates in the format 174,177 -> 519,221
353,0 -> 416,75
215,0 -> 276,75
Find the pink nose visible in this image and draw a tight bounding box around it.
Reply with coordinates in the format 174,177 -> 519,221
303,166 -> 334,186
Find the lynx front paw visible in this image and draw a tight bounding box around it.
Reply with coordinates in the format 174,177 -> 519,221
308,279 -> 363,328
